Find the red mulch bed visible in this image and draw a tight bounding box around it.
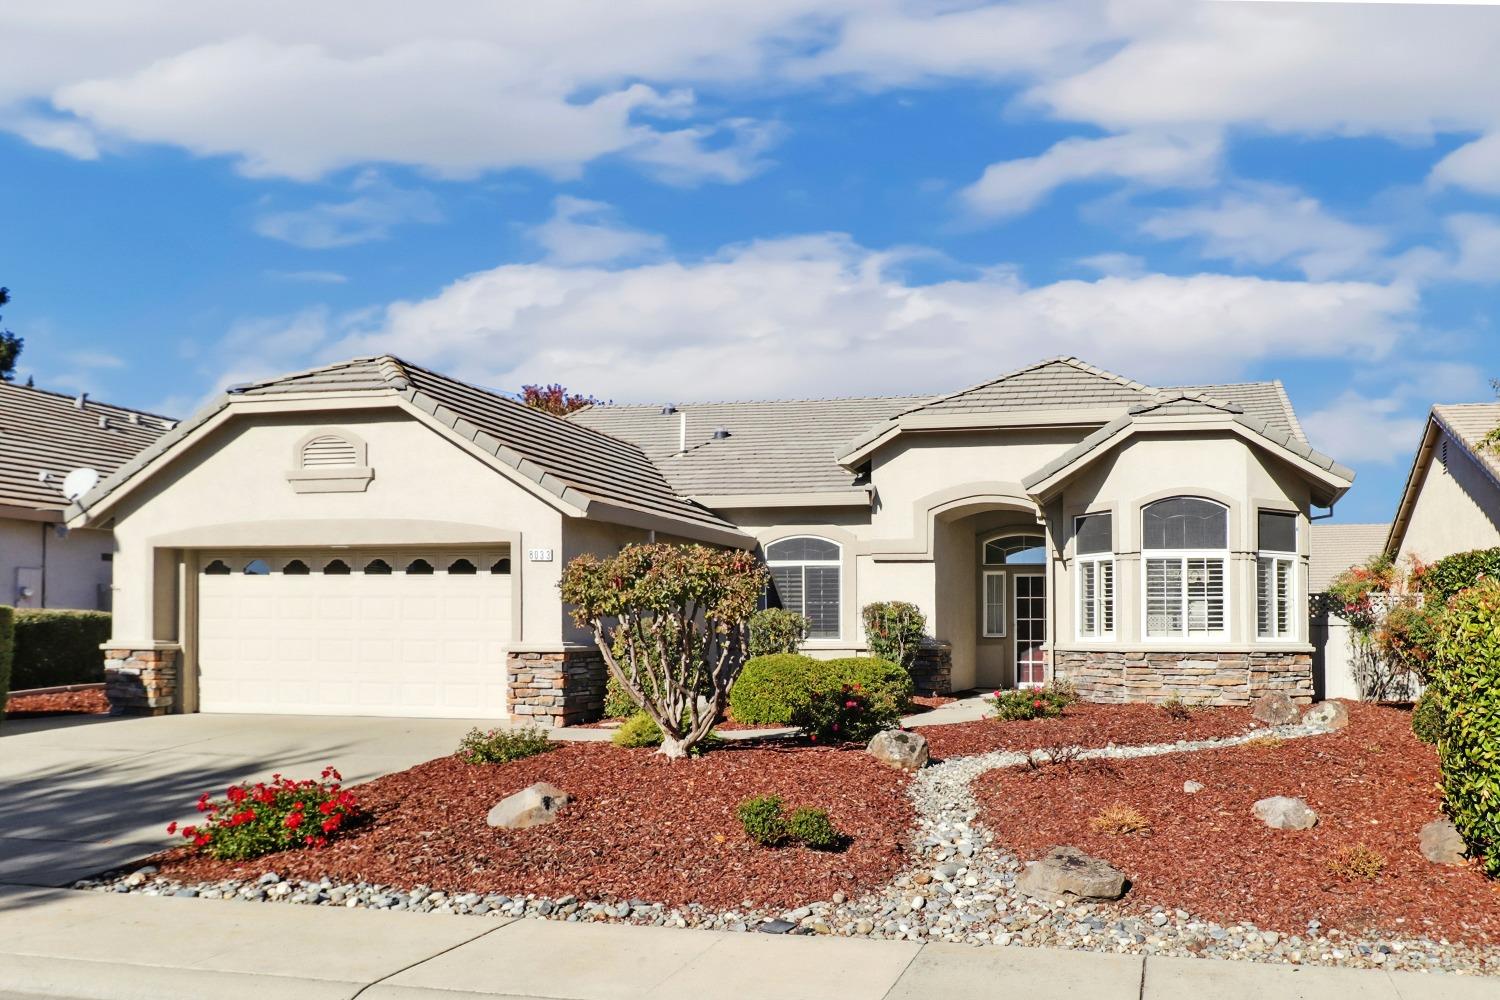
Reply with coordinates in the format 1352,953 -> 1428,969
976,703 -> 1500,942
147,741 -> 913,910
4,688 -> 109,718
916,702 -> 1258,759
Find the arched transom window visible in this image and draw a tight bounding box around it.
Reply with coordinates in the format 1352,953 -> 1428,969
1142,497 -> 1228,640
982,533 -> 1046,566
764,536 -> 841,639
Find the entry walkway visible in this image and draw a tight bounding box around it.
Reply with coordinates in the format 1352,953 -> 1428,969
0,886 -> 1490,1000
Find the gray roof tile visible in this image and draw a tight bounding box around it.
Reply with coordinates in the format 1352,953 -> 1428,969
1310,523 -> 1389,592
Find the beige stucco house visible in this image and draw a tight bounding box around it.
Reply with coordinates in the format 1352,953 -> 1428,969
0,380 -> 172,612
1386,403 -> 1500,564
70,355 -> 1353,722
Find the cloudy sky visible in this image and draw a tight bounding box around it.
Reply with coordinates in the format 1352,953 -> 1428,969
3,0 -> 1499,523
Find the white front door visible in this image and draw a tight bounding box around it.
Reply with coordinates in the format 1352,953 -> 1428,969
196,550 -> 511,718
1013,571 -> 1047,687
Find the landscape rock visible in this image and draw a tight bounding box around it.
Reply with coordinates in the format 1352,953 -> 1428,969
1182,781 -> 1205,794
1252,796 -> 1318,831
1419,819 -> 1467,865
1250,692 -> 1299,727
486,782 -> 571,830
1304,701 -> 1349,731
867,729 -> 930,771
1016,846 -> 1127,903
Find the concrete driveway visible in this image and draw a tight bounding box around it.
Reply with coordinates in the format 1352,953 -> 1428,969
0,713 -> 491,888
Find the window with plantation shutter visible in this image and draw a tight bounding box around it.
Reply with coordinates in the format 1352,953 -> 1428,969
1256,511 -> 1297,640
765,536 -> 841,639
1142,497 -> 1228,640
1074,512 -> 1114,639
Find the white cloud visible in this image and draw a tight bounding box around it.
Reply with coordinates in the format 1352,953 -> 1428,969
527,197 -> 666,266
1301,391 -> 1427,466
1443,214 -> 1500,284
245,232 -> 1418,402
1140,184 -> 1388,281
1430,133 -> 1500,196
961,132 -> 1220,218
253,173 -> 441,249
7,114 -> 99,158
1075,252 -> 1146,278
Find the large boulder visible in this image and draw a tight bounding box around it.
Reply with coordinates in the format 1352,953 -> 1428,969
866,729 -> 929,771
1250,692 -> 1300,727
1016,846 -> 1127,903
1252,795 -> 1318,830
1303,701 -> 1349,731
486,782 -> 571,830
1419,819 -> 1467,865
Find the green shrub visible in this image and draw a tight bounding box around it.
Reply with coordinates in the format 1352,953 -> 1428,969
456,726 -> 554,764
612,712 -> 664,748
736,794 -> 788,846
1418,547 -> 1500,603
787,806 -> 843,850
10,610 -> 111,689
791,682 -> 884,744
861,601 -> 927,668
729,654 -> 911,728
604,674 -> 641,718
170,767 -> 361,860
1432,578 -> 1500,875
0,605 -> 14,724
990,683 -> 1074,722
1411,688 -> 1443,745
749,608 -> 809,657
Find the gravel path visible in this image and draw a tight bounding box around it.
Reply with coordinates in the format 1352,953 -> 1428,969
76,718 -> 1500,977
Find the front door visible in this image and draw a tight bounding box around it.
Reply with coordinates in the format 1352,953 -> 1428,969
1013,571 -> 1046,687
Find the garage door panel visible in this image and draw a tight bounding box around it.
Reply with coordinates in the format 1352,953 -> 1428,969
197,550 -> 510,719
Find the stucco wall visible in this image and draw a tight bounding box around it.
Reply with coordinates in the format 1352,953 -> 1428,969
0,516 -> 114,611
1397,428 -> 1500,564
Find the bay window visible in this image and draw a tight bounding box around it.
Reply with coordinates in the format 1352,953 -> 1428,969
1142,497 -> 1228,640
1074,512 -> 1114,639
1257,511 -> 1297,640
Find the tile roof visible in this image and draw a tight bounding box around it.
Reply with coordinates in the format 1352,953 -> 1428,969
0,380 -> 174,514
1310,522 -> 1389,593
1385,402 -> 1500,555
568,396 -> 923,497
1169,380 -> 1306,443
74,356 -> 743,540
898,357 -> 1151,416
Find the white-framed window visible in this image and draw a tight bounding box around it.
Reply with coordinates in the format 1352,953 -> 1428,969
1256,510 -> 1297,640
982,571 -> 1006,637
982,533 -> 1046,566
764,536 -> 841,640
1141,497 -> 1229,640
1074,512 -> 1114,639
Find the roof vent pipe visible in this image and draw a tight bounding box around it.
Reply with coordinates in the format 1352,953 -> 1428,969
97,415 -> 109,430
678,411 -> 687,454
74,392 -> 88,409
660,404 -> 677,415
128,412 -> 141,425
712,426 -> 730,440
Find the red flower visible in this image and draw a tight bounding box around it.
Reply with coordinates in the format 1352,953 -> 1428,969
284,812 -> 304,830
166,821 -> 178,835
322,816 -> 341,833
1032,699 -> 1044,709
193,834 -> 210,847
226,785 -> 248,804
196,793 -> 211,813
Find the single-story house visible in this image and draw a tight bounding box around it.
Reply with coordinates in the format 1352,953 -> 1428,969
0,380 -> 173,611
69,354 -> 1354,721
1386,403 -> 1500,564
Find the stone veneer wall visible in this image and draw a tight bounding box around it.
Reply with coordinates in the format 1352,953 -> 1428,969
506,647 -> 608,726
909,641 -> 954,696
1053,649 -> 1313,706
104,647 -> 178,716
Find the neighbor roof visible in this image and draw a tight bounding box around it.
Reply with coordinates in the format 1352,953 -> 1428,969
0,380 -> 175,518
1385,402 -> 1500,556
1309,522 -> 1389,593
71,356 -> 746,543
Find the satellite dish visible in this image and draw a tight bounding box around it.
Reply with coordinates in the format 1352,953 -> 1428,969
62,467 -> 100,502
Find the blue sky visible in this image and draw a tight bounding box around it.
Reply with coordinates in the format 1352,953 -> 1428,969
2,1 -> 1499,524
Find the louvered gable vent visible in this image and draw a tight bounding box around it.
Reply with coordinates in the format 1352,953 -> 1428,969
302,434 -> 359,468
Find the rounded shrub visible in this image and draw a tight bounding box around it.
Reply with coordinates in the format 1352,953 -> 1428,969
1419,547 -> 1500,602
612,712 -> 664,748
737,794 -> 788,846
1431,578 -> 1500,875
787,806 -> 843,850
1411,687 -> 1443,745
729,654 -> 912,728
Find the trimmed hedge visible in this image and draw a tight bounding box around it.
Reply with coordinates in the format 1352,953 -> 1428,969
0,606 -> 14,723
1432,578 -> 1500,876
1420,547 -> 1500,603
11,610 -> 111,690
729,653 -> 911,727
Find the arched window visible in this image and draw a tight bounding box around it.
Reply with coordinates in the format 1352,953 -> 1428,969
363,558 -> 392,575
447,558 -> 477,575
764,536 -> 840,639
243,558 -> 271,575
405,558 -> 434,575
322,559 -> 351,575
203,559 -> 231,575
491,558 -> 511,575
1142,497 -> 1228,640
982,533 -> 1046,566
282,559 -> 311,575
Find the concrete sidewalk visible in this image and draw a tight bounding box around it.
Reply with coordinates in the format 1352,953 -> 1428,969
0,886 -> 1493,1000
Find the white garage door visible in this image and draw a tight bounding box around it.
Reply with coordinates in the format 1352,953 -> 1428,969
197,550 -> 512,718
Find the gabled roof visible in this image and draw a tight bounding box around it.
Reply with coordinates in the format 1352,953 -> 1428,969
0,380 -> 175,518
895,357 -> 1151,417
568,395 -> 923,500
1310,522 -> 1389,593
1385,402 -> 1500,556
70,356 -> 748,544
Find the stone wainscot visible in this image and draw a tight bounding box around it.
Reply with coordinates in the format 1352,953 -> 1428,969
505,645 -> 608,726
1053,648 -> 1313,706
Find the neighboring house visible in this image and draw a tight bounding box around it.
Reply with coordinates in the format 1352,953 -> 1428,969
1386,403 -> 1500,564
0,380 -> 173,612
1307,522 -> 1388,701
69,355 -> 1353,721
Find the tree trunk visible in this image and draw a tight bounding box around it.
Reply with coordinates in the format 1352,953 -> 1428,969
657,735 -> 688,759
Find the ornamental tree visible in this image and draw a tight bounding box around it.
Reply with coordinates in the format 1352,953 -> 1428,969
861,600 -> 928,668
521,383 -> 606,416
559,543 -> 767,758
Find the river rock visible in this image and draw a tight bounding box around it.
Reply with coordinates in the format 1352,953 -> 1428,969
1419,819 -> 1467,864
1251,692 -> 1299,726
1304,701 -> 1349,731
1253,795 -> 1318,830
1183,780 -> 1205,794
867,729 -> 930,771
486,782 -> 571,830
1016,846 -> 1127,903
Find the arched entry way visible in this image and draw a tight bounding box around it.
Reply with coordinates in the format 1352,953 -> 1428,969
979,532 -> 1048,688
